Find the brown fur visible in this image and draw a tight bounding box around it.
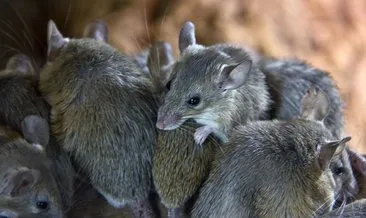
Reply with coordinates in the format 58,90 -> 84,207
153,121 -> 217,208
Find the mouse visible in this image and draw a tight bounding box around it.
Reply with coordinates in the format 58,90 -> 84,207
155,21 -> 270,145
0,115 -> 67,218
0,54 -> 75,213
147,41 -> 219,218
259,57 -> 344,138
39,19 -> 158,218
0,54 -> 50,133
258,57 -> 358,207
318,198 -> 366,218
192,87 -> 351,218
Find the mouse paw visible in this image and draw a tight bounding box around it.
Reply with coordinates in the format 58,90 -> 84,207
194,126 -> 213,145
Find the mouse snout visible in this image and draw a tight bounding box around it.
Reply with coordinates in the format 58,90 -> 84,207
156,111 -> 183,130
347,181 -> 359,197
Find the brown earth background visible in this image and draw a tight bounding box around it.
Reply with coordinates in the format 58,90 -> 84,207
1,0 -> 366,155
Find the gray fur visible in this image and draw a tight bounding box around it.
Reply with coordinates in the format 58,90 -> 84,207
0,54 -> 74,214
259,58 -> 354,207
192,90 -> 349,218
157,21 -> 270,145
146,41 -> 219,218
39,20 -> 157,212
192,119 -> 347,218
259,58 -> 344,138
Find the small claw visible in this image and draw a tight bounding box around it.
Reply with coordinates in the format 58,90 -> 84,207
194,126 -> 213,145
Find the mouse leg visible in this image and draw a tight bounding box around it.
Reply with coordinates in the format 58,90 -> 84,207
168,207 -> 185,218
130,200 -> 156,218
194,125 -> 214,145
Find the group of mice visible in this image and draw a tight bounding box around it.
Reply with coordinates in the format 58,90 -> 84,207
0,17 -> 366,218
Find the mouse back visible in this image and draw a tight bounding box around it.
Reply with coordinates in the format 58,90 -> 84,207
153,120 -> 217,209
0,54 -> 50,134
40,20 -> 157,208
192,87 -> 350,218
260,57 -> 344,138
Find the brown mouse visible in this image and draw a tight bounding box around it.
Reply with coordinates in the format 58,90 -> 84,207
192,88 -> 351,218
39,20 -> 157,217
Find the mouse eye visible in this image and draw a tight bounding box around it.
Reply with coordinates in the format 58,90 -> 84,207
36,200 -> 49,210
187,96 -> 200,106
166,80 -> 172,91
333,167 -> 345,176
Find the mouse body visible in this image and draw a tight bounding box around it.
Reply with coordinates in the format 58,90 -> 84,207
39,20 -> 157,217
156,21 -> 270,145
0,54 -> 49,133
192,88 -> 351,218
259,58 -> 344,138
146,41 -> 219,218
258,57 -> 359,207
0,54 -> 74,217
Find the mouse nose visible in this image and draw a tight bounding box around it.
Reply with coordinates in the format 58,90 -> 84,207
156,119 -> 165,130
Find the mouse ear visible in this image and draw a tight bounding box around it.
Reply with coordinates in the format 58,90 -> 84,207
347,149 -> 366,176
5,54 -> 35,75
317,136 -> 351,170
300,87 -> 329,122
20,115 -> 50,149
179,21 -> 196,54
82,20 -> 108,42
0,167 -> 39,197
147,41 -> 175,90
47,20 -> 68,62
217,60 -> 252,91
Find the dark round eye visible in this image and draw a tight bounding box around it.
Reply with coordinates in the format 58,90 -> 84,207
36,201 -> 49,210
333,167 -> 345,175
187,96 -> 200,106
166,80 -> 171,90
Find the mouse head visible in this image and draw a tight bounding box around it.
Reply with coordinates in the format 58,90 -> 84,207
288,87 -> 351,215
46,19 -> 108,62
0,115 -> 64,218
0,54 -> 35,77
147,41 -> 176,96
330,148 -> 359,207
156,21 -> 254,130
300,88 -> 359,206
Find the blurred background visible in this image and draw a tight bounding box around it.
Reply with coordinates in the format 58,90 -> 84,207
1,0 -> 366,153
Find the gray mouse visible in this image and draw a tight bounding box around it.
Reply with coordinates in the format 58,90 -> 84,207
259,57 -> 344,138
258,57 -> 358,207
147,41 -> 218,218
39,20 -> 157,218
155,21 -> 270,145
192,88 -> 351,218
0,116 -> 67,218
0,54 -> 75,214
0,54 -> 49,133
